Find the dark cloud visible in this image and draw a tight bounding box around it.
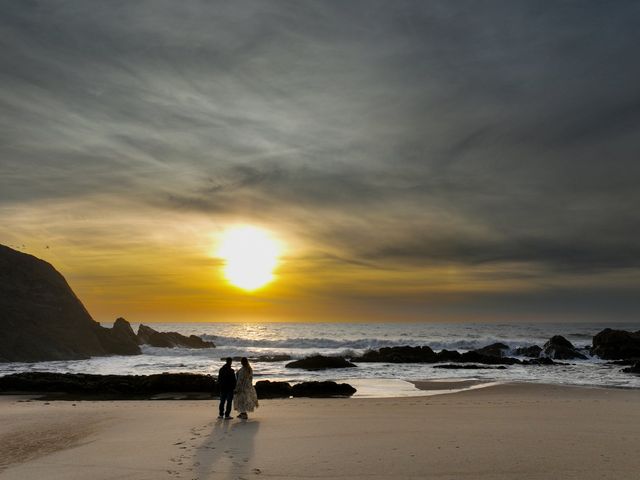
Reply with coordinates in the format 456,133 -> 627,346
1,0 -> 640,318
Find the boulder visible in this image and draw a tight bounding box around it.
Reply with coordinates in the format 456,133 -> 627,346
137,324 -> 214,349
622,361 -> 640,374
473,343 -> 510,357
591,329 -> 640,360
0,244 -> 141,362
515,345 -> 542,358
255,380 -> 293,399
437,349 -> 462,362
543,335 -> 587,360
285,355 -> 356,370
353,346 -> 437,363
291,381 -> 356,397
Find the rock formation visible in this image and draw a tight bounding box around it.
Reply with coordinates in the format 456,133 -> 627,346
290,380 -> 357,397
285,355 -> 356,370
255,380 -> 293,398
95,317 -> 141,356
353,345 -> 521,365
0,371 -> 214,396
354,346 -> 438,363
542,335 -> 587,360
473,343 -> 510,357
0,244 -> 141,362
515,345 -> 542,358
137,324 -> 215,349
0,372 -> 357,399
591,328 -> 640,360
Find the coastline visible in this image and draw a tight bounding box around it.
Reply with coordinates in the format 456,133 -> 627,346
1,381 -> 639,480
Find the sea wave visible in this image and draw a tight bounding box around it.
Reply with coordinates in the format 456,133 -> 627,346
202,335 -> 399,350
201,334 -> 556,352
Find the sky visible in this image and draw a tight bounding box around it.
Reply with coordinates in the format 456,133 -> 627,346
1,1 -> 640,323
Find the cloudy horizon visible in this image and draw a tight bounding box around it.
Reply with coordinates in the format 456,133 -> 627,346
2,1 -> 640,323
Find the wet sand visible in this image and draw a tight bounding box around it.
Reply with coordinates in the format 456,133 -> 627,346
1,383 -> 639,479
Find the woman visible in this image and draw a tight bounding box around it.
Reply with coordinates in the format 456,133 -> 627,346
234,357 -> 259,419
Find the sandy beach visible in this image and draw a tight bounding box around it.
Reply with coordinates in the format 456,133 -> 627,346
0,382 -> 638,480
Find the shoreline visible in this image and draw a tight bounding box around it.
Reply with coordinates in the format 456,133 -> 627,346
1,381 -> 639,479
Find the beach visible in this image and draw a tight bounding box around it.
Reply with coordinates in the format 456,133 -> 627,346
1,382 -> 639,480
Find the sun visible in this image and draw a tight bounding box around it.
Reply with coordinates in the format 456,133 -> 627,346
217,226 -> 281,291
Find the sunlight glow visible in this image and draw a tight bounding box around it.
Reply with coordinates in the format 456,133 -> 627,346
217,226 -> 281,291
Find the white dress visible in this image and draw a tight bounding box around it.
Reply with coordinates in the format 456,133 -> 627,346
234,367 -> 259,413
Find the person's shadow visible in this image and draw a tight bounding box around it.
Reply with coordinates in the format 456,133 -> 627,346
194,417 -> 260,479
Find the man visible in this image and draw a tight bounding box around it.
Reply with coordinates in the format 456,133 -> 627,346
217,357 -> 236,419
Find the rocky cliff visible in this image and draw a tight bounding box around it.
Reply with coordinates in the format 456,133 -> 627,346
0,245 -> 141,362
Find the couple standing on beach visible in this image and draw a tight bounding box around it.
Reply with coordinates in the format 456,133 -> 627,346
217,357 -> 259,420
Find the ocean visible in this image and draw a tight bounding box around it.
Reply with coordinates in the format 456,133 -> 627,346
2,322 -> 639,395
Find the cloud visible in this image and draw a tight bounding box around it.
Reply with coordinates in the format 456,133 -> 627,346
1,1 -> 639,320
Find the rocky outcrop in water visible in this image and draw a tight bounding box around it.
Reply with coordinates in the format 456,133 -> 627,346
352,346 -> 521,365
137,324 -> 215,349
354,346 -> 438,363
515,345 -> 542,358
542,336 -> 587,360
285,355 -> 356,370
473,343 -> 510,357
0,244 -> 141,362
351,343 -> 565,366
592,329 -> 640,360
95,317 -> 141,356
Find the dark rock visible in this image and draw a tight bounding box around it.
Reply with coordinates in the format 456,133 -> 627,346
0,372 -> 215,396
622,361 -> 640,374
459,351 -> 521,365
515,345 -> 542,358
291,381 -> 356,397
592,328 -> 640,360
353,346 -> 437,363
522,357 -> 556,365
0,372 -> 354,400
137,324 -> 215,349
255,380 -> 292,398
0,244 -> 141,362
437,349 -> 462,362
543,335 -> 587,360
353,345 -> 521,365
474,343 -> 510,357
95,318 -> 141,356
433,364 -> 507,370
285,355 -> 356,370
